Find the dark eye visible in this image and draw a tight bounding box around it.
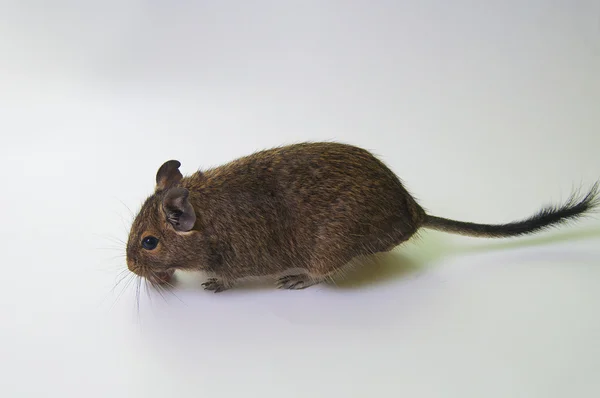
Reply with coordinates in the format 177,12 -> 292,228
141,236 -> 159,250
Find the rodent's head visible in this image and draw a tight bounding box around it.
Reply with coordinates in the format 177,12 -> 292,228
126,160 -> 200,284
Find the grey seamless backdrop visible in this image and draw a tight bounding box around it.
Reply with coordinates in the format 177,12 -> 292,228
1,1 -> 599,398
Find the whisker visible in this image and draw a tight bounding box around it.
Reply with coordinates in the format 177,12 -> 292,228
109,274 -> 136,312
94,247 -> 127,258
96,256 -> 127,267
113,197 -> 135,232
116,197 -> 135,219
144,278 -> 153,306
106,268 -> 129,280
112,270 -> 133,292
146,269 -> 187,305
97,268 -> 132,308
108,236 -> 127,246
159,279 -> 187,306
156,285 -> 169,304
92,233 -> 127,247
116,211 -> 131,238
136,276 -> 141,321
95,263 -> 127,272
150,278 -> 169,304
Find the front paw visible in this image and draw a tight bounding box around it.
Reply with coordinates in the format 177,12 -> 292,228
201,277 -> 228,293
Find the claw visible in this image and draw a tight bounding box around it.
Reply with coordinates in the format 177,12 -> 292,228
276,274 -> 313,290
202,278 -> 228,293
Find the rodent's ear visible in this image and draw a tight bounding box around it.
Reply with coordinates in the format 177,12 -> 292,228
162,187 -> 196,232
156,160 -> 183,191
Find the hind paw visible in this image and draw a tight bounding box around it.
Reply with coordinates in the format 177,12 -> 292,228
276,274 -> 315,290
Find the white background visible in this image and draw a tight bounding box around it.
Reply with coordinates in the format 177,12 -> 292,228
1,1 -> 599,397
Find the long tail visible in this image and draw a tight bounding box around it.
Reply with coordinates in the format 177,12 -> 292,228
422,182 -> 600,238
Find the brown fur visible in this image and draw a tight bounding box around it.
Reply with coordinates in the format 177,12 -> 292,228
126,142 -> 599,292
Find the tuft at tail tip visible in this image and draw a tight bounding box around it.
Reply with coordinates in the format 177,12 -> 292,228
422,181 -> 600,238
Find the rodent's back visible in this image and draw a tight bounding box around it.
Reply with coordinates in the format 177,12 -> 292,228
202,142 -> 423,220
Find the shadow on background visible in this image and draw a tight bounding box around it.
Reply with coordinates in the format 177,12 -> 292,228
328,226 -> 600,289
328,251 -> 424,289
